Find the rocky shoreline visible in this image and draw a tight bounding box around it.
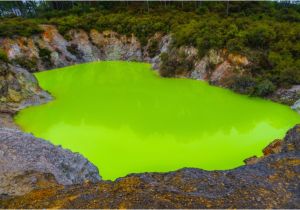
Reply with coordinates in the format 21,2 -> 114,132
1,125 -> 299,208
0,25 -> 299,112
0,25 -> 299,208
0,128 -> 101,197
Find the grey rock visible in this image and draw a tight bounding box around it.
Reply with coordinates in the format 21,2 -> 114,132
292,98 -> 300,113
0,128 -> 101,196
148,35 -> 172,70
282,124 -> 300,152
270,85 -> 300,105
0,62 -> 51,113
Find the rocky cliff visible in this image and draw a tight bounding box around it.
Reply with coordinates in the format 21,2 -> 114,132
1,125 -> 299,209
0,25 -> 299,112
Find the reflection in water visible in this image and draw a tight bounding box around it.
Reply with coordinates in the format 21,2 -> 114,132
15,61 -> 300,180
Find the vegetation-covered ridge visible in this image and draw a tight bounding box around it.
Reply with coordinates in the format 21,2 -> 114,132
0,1 -> 299,97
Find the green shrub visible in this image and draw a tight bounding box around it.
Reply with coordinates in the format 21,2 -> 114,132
253,79 -> 276,96
38,47 -> 51,60
0,49 -> 8,62
229,75 -> 256,95
38,46 -> 52,67
243,24 -> 276,49
0,18 -> 42,37
147,39 -> 159,58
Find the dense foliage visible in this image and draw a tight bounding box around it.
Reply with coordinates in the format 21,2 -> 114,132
0,1 -> 299,95
0,48 -> 8,62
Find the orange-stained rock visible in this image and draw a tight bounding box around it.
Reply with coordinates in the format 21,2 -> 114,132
228,53 -> 250,66
210,60 -> 233,85
243,155 -> 260,165
263,139 -> 282,156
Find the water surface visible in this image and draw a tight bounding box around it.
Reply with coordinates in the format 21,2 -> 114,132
15,61 -> 300,180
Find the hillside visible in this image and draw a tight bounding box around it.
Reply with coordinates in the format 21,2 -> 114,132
0,1 -> 299,99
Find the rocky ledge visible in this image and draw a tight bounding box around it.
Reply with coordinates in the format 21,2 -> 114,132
1,125 -> 299,209
0,60 -> 51,113
0,128 -> 101,196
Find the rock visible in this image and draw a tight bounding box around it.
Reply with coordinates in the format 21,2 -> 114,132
90,30 -> 142,61
0,128 -> 101,196
263,139 -> 282,155
227,53 -> 249,66
191,56 -> 209,80
148,34 -> 172,70
0,113 -> 19,129
39,25 -> 77,68
7,88 -> 21,102
0,171 -> 58,197
207,49 -> 225,66
0,37 -> 39,61
270,85 -> 300,105
1,125 -> 300,208
243,155 -> 259,165
210,60 -> 233,85
282,124 -> 300,152
0,61 -> 51,112
292,98 -> 300,113
68,29 -> 100,62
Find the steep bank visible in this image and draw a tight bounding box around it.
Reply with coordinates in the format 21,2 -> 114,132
1,125 -> 300,208
0,25 -> 299,113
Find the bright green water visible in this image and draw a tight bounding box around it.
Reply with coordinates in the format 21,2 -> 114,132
15,61 -> 300,180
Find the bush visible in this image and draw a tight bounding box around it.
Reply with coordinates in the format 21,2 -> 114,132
229,75 -> 256,95
0,49 -> 8,62
38,46 -> 52,67
243,24 -> 276,49
253,79 -> 276,96
147,39 -> 159,58
38,47 -> 51,60
0,18 -> 42,37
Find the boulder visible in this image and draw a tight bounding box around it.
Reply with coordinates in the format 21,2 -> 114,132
0,61 -> 51,113
0,128 -> 101,196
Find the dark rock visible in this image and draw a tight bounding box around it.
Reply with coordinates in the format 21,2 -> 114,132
282,124 -> 300,152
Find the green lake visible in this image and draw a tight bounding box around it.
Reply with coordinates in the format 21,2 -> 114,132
14,61 -> 300,180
